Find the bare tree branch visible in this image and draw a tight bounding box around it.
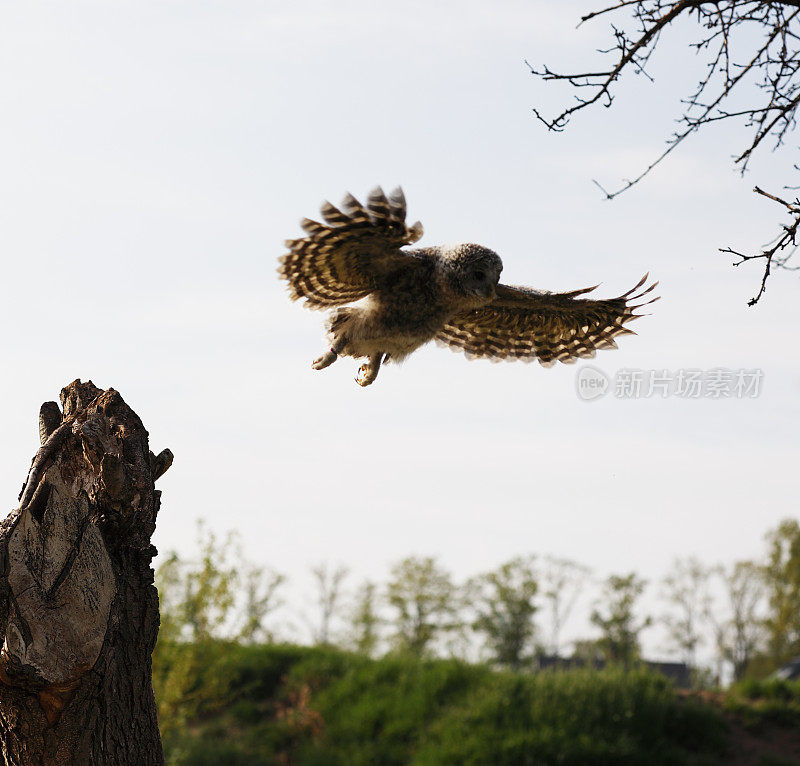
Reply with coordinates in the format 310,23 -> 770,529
531,1 -> 800,303
720,186 -> 800,305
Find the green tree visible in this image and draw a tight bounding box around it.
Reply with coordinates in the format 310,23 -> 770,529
347,580 -> 382,657
152,522 -> 287,742
470,556 -> 539,670
153,523 -> 242,740
660,557 -> 717,672
540,556 -> 590,656
310,562 -> 349,646
179,522 -> 239,640
386,556 -> 459,656
763,519 -> 800,667
713,560 -> 765,681
239,563 -> 285,644
591,573 -> 651,667
155,550 -> 184,644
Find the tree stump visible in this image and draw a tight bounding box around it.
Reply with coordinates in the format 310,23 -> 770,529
0,380 -> 172,765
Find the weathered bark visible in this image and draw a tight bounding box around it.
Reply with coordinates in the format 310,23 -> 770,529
0,380 -> 173,765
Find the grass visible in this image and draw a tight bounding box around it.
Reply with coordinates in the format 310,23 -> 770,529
725,678 -> 800,730
155,642 -> 744,765
414,668 -> 726,766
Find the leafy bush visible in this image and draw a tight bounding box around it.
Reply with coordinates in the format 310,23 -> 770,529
415,667 -> 726,766
296,653 -> 490,765
734,678 -> 800,703
157,643 -> 734,765
726,678 -> 800,729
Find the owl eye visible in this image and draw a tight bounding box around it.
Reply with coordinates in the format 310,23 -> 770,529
473,269 -> 486,281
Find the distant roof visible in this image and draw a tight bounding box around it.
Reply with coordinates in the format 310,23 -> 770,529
534,655 -> 692,689
772,658 -> 800,681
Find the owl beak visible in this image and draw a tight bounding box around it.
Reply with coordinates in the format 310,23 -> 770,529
475,285 -> 495,300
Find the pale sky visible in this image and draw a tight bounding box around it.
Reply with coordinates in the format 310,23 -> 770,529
0,1 -> 797,659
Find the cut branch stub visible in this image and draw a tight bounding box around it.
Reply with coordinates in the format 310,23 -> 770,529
0,380 -> 172,763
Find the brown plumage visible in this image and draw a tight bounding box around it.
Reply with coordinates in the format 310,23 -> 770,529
278,187 -> 658,386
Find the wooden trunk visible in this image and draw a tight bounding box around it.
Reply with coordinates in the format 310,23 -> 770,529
0,380 -> 172,765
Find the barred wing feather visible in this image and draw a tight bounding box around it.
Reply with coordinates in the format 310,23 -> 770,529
436,276 -> 658,366
278,186 -> 424,308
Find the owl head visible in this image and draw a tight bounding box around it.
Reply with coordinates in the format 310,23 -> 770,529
440,243 -> 503,303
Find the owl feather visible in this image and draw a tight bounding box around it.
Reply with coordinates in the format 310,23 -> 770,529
278,187 -> 423,308
436,276 -> 658,366
278,187 -> 658,386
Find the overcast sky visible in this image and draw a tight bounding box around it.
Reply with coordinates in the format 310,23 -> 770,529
0,1 -> 797,658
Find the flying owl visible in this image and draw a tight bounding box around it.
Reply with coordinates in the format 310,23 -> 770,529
278,187 -> 657,386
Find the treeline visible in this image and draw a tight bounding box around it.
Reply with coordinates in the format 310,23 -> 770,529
154,517 -> 800,687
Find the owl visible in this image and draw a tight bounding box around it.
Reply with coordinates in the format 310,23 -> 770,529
278,187 -> 657,386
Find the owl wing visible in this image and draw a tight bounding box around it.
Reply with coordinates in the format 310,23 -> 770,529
436,275 -> 658,366
278,186 -> 425,308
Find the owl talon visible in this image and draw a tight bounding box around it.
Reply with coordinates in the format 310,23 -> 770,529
355,353 -> 383,387
312,349 -> 338,370
355,365 -> 375,387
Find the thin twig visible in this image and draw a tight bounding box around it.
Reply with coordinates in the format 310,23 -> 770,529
530,0 -> 800,302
